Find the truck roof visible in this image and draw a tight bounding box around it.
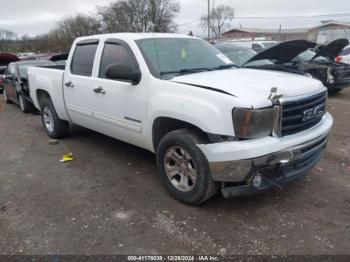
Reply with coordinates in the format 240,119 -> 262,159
74,33 -> 198,42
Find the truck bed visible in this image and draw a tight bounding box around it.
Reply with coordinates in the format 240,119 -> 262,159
28,66 -> 70,121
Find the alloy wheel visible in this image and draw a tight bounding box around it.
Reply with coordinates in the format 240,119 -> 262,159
164,146 -> 199,192
43,106 -> 55,133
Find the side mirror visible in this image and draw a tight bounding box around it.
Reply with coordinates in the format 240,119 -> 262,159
105,64 -> 141,85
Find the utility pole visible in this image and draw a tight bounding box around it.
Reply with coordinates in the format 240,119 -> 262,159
207,0 -> 211,41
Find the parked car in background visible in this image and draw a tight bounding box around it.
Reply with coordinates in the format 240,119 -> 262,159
3,60 -> 57,113
0,53 -> 20,93
228,40 -> 278,53
215,43 -> 273,67
336,45 -> 350,64
17,52 -> 37,61
214,44 -> 256,66
28,33 -> 332,204
243,39 -> 350,93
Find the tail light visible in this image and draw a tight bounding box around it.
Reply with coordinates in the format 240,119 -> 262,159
335,56 -> 343,63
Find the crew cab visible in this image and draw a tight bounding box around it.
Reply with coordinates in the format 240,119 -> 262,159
28,33 -> 333,204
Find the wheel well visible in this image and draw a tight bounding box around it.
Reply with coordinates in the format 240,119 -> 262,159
36,90 -> 51,109
152,117 -> 208,151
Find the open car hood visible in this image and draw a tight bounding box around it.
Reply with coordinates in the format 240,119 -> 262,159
311,38 -> 349,61
244,40 -> 317,65
0,53 -> 20,66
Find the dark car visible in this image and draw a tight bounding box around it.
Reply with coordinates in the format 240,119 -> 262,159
2,60 -> 57,113
242,39 -> 350,93
0,53 -> 20,93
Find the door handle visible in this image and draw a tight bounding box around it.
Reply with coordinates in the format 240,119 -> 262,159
65,81 -> 74,88
93,87 -> 106,95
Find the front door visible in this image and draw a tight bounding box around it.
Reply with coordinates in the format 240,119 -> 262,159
91,39 -> 148,148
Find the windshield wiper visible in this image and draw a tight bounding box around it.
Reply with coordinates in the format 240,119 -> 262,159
160,68 -> 213,76
213,64 -> 239,70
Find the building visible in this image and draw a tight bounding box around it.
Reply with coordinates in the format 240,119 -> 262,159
222,21 -> 350,44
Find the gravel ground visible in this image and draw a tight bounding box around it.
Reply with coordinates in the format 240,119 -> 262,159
0,89 -> 349,256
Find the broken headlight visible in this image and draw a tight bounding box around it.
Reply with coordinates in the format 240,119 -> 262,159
232,108 -> 275,139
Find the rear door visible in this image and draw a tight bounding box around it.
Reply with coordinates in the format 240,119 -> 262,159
63,39 -> 99,128
91,38 -> 148,147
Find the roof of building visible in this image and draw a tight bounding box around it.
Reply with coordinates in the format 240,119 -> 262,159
223,21 -> 350,36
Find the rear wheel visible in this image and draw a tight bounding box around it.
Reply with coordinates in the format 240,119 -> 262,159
156,129 -> 219,205
3,89 -> 10,104
19,94 -> 32,113
41,99 -> 69,138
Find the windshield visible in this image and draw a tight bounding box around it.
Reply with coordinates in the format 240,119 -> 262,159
219,48 -> 256,66
136,38 -> 235,79
263,42 -> 278,49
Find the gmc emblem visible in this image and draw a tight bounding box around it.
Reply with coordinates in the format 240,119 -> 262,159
303,105 -> 324,122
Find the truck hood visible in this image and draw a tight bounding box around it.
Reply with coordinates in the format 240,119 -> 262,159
311,38 -> 349,61
171,69 -> 325,108
244,40 -> 317,65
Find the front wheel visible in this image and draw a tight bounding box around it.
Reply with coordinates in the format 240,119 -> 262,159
41,99 -> 69,139
156,129 -> 219,205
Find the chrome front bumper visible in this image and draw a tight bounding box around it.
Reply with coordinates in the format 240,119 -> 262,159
209,134 -> 328,183
198,113 -> 333,183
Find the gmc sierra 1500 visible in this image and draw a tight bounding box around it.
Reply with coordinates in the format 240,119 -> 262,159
28,33 -> 333,205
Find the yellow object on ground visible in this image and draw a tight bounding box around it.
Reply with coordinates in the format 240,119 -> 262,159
60,153 -> 75,163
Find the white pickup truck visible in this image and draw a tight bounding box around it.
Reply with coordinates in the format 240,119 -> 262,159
28,33 -> 333,204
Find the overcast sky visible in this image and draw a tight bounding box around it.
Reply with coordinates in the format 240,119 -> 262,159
1,0 -> 350,36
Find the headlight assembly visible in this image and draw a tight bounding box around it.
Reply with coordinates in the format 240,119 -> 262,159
232,108 -> 275,139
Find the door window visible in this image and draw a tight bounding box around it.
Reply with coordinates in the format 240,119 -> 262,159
71,43 -> 98,76
99,42 -> 137,79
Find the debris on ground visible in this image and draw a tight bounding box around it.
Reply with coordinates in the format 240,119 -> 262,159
60,153 -> 75,163
48,139 -> 59,145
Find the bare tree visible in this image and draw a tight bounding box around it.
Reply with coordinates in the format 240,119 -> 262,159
201,5 -> 235,39
98,0 -> 180,33
1,0 -> 181,53
0,29 -> 16,52
148,0 -> 180,32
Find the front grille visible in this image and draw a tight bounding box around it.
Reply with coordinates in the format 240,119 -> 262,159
280,91 -> 327,136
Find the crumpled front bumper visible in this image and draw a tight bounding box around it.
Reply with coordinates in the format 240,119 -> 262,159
197,113 -> 333,197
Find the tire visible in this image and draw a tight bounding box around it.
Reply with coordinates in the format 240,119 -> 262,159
41,99 -> 69,139
3,88 -> 11,104
18,94 -> 33,113
156,129 -> 219,205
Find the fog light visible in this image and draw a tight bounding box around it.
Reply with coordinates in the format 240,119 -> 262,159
252,174 -> 263,188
